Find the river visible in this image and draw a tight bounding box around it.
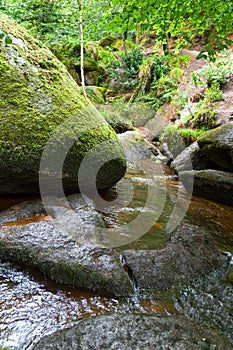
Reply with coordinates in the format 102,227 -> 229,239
0,162 -> 233,349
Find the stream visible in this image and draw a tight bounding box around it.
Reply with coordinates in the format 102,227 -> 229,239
0,161 -> 233,349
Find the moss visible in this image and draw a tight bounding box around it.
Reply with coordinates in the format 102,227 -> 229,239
0,17 -> 126,191
74,57 -> 98,71
98,35 -> 117,48
86,86 -> 107,104
0,242 -> 132,296
197,123 -> 233,145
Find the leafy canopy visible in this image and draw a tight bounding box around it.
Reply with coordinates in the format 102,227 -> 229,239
1,0 -> 232,55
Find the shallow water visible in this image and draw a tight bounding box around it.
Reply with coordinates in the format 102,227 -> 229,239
0,161 -> 233,349
0,262 -> 176,349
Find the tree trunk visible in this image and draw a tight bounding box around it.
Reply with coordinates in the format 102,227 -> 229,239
79,0 -> 87,98
122,30 -> 128,53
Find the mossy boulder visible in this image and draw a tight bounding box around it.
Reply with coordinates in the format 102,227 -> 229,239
74,57 -> 99,71
98,35 -> 117,48
118,131 -> 159,161
86,86 -> 107,104
226,265 -> 233,285
0,18 -> 126,195
197,123 -> 233,171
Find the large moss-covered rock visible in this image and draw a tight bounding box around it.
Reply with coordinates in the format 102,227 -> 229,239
0,18 -> 126,194
197,123 -> 233,171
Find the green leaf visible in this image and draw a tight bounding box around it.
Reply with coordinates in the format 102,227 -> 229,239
196,52 -> 208,60
0,30 -> 5,39
217,43 -> 228,51
4,35 -> 13,45
225,39 -> 232,46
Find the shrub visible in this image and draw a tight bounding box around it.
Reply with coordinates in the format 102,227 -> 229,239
121,47 -> 143,78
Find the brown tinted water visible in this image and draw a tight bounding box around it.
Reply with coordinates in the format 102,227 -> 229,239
0,163 -> 233,349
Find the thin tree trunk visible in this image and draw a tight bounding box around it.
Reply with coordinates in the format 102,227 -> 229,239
122,30 -> 128,53
136,11 -> 142,45
79,0 -> 87,98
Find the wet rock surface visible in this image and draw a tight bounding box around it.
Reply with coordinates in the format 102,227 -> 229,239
123,224 -> 224,290
33,313 -> 233,350
175,262 -> 233,340
179,169 -> 233,206
0,195 -> 133,296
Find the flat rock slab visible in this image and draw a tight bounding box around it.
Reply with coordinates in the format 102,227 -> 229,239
33,313 -> 233,350
179,169 -> 233,206
123,224 -> 223,290
0,195 -> 133,297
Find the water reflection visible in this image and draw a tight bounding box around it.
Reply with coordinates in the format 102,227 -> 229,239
0,263 -> 120,349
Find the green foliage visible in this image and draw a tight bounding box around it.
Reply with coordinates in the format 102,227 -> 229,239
121,47 -> 143,78
189,55 -> 233,125
0,0 -> 109,46
134,55 -> 170,109
205,82 -> 223,102
204,63 -> 233,87
136,94 -> 161,110
2,0 -> 233,59
192,57 -> 233,88
192,106 -> 217,130
151,55 -> 170,81
178,128 -> 205,145
0,29 -> 12,44
173,88 -> 190,109
161,123 -> 206,152
105,0 -> 233,57
98,48 -> 120,68
137,55 -> 185,109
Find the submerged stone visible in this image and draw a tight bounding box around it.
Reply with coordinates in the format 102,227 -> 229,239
0,17 -> 126,195
33,313 -> 233,350
0,195 -> 133,296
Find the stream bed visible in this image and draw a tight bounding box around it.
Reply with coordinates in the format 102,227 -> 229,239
0,162 -> 233,349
